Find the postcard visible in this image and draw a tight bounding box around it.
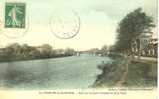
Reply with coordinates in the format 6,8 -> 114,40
0,0 -> 158,99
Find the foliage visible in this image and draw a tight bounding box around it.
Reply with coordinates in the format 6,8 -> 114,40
0,43 -> 75,62
115,8 -> 154,52
64,48 -> 75,56
101,45 -> 108,56
40,44 -> 53,58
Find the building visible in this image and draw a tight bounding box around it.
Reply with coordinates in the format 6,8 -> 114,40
140,31 -> 158,57
131,30 -> 158,57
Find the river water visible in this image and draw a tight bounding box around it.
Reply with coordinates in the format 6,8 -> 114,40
0,54 -> 112,90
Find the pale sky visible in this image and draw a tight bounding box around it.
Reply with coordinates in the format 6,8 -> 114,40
0,0 -> 157,51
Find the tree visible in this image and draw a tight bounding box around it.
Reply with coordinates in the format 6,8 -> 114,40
115,8 -> 154,54
65,48 -> 75,56
88,48 -> 99,55
101,45 -> 108,56
20,44 -> 32,57
40,44 -> 53,58
5,43 -> 21,56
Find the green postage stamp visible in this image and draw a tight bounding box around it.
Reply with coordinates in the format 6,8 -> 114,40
5,3 -> 26,28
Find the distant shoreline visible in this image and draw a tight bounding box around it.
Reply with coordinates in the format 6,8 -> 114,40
0,55 -> 73,63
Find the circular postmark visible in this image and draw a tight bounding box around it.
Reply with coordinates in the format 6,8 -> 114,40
50,10 -> 80,39
1,3 -> 29,39
1,17 -> 29,39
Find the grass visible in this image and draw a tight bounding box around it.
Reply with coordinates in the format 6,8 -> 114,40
125,60 -> 157,87
93,57 -> 157,88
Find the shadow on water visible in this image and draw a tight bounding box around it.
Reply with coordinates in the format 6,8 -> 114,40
1,60 -> 51,89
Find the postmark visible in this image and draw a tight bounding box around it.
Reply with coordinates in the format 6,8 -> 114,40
2,2 -> 29,39
50,10 -> 80,39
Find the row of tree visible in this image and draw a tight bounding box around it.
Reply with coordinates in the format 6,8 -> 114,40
87,45 -> 109,56
0,43 -> 75,62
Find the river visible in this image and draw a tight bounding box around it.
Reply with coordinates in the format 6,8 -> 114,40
0,54 -> 112,90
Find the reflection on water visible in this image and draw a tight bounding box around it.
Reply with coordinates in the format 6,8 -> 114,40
0,54 -> 112,90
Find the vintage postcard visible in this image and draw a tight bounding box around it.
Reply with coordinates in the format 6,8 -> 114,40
0,0 -> 158,99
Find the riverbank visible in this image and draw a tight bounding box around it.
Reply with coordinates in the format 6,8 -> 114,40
0,54 -> 73,63
93,55 -> 157,88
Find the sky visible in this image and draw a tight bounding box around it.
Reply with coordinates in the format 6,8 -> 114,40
0,0 -> 157,51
